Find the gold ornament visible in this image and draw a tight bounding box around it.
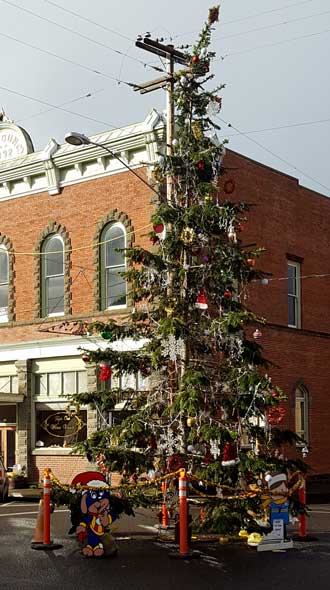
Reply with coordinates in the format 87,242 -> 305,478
192,121 -> 203,140
181,227 -> 195,244
186,417 -> 196,427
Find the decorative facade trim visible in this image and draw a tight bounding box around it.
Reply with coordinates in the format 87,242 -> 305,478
34,221 -> 72,318
92,209 -> 134,312
0,233 -> 15,321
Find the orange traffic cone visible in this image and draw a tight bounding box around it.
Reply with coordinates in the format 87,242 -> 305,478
31,499 -> 44,545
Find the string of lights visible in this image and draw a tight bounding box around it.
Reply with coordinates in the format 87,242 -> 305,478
223,116 -> 330,136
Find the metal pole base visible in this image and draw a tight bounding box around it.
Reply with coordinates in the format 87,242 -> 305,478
169,550 -> 200,559
31,542 -> 63,551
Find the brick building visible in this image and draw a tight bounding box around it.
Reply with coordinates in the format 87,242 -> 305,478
0,110 -> 329,484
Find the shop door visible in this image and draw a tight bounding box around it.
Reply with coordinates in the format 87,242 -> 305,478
0,427 -> 16,469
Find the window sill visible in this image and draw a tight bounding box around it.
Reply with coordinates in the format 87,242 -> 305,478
32,448 -> 82,456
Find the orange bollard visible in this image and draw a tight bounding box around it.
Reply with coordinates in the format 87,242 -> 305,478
161,481 -> 169,527
31,468 -> 62,551
169,469 -> 199,560
31,499 -> 44,544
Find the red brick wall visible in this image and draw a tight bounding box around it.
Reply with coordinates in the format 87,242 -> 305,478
0,168 -> 154,343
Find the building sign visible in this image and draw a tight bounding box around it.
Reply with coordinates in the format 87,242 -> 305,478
36,409 -> 87,447
0,121 -> 34,163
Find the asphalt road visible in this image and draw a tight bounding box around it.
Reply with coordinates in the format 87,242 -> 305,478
1,501 -> 330,590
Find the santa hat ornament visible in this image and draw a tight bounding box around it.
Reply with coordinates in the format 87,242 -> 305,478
221,442 -> 239,467
195,287 -> 208,309
152,222 -> 166,241
71,471 -> 108,492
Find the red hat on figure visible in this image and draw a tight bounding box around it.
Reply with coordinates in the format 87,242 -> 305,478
71,471 -> 108,490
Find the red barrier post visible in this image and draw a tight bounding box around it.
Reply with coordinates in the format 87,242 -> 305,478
43,468 -> 51,545
161,481 -> 169,527
298,477 -> 307,539
179,469 -> 189,555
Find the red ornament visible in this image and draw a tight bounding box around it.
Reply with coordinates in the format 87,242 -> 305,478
247,258 -> 256,267
222,442 -> 239,467
152,222 -> 166,241
192,55 -> 200,63
197,160 -> 205,170
149,434 -> 157,450
195,287 -> 208,309
99,364 -> 112,382
223,289 -> 232,298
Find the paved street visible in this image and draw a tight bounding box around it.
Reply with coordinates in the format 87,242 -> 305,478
1,500 -> 330,589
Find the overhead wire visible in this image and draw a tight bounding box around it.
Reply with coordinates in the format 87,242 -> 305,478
16,88 -> 106,126
224,116 -> 330,136
165,0 -> 315,40
220,25 -> 330,59
0,0 -> 166,75
215,8 -> 330,42
0,85 -> 117,129
0,30 -> 140,89
217,116 -> 330,194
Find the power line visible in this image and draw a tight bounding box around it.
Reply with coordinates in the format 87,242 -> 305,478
220,26 -> 330,59
0,83 -> 118,129
224,116 -> 330,136
0,30 -> 139,89
0,0 -> 165,75
167,0 -> 314,40
44,0 -> 134,43
15,88 -> 106,126
218,117 -> 330,194
216,8 -> 330,42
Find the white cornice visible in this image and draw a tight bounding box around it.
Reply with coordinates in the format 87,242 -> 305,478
0,110 -> 165,201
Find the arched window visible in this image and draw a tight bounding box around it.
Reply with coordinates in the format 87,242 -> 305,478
0,245 -> 9,323
41,235 -> 64,317
295,384 -> 309,443
100,223 -> 126,309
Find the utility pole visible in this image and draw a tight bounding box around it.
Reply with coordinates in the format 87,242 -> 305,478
135,36 -> 188,203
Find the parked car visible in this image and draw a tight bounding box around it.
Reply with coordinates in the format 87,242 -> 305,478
0,456 -> 9,502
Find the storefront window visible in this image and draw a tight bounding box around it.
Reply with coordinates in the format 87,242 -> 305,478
36,408 -> 87,448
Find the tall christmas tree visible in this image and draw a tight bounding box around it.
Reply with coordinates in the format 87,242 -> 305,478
70,6 -> 305,534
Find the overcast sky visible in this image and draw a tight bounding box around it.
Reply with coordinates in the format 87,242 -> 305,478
1,0 -> 329,196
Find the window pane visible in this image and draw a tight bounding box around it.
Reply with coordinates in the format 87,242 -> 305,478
77,371 -> 87,393
47,275 -> 64,314
45,237 -> 64,276
63,372 -> 76,394
0,376 -> 11,393
106,267 -> 126,307
288,265 -> 296,296
35,374 -> 47,396
36,409 -> 87,447
0,284 -> 8,309
0,251 -> 8,283
105,226 -> 125,268
48,373 -> 62,396
288,295 -> 296,326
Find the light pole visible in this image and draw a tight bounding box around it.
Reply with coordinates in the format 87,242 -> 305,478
64,131 -> 160,196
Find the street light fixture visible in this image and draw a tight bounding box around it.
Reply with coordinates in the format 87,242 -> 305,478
64,131 -> 160,196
